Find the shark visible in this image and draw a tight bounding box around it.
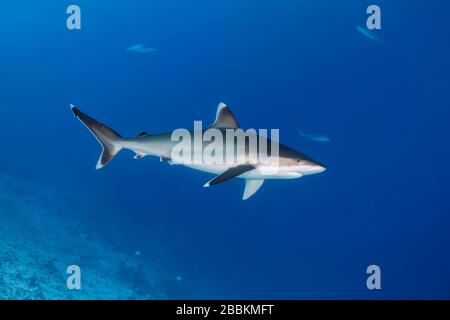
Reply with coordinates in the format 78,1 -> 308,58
356,26 -> 386,46
71,103 -> 326,200
298,129 -> 330,142
126,43 -> 156,53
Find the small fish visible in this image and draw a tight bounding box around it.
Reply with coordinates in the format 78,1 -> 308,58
298,129 -> 330,142
356,26 -> 386,46
176,275 -> 183,281
126,43 -> 156,53
135,250 -> 141,256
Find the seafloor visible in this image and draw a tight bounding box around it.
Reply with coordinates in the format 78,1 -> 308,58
0,157 -> 186,299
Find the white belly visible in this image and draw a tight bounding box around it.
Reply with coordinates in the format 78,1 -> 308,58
182,163 -> 302,180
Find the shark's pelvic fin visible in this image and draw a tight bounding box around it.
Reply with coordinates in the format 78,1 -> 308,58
211,102 -> 239,129
243,179 -> 264,200
71,105 -> 123,169
203,164 -> 255,187
134,152 -> 145,159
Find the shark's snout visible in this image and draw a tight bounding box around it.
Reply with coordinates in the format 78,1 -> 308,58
310,165 -> 326,174
302,160 -> 326,175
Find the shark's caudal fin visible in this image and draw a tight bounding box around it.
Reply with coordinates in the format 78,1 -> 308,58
71,105 -> 123,169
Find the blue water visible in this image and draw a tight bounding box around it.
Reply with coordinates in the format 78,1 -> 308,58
1,0 -> 450,299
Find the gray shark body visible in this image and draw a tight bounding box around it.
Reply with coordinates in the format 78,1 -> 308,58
71,103 -> 326,200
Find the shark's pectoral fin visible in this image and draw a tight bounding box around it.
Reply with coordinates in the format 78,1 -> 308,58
204,164 -> 255,187
243,179 -> 264,200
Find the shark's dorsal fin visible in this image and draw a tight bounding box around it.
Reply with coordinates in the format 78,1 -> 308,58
137,131 -> 149,137
211,102 -> 239,129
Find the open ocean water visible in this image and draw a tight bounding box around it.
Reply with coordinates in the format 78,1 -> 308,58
0,0 -> 450,299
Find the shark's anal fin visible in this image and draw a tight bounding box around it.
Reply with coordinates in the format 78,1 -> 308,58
243,179 -> 264,200
204,164 -> 255,187
160,156 -> 174,165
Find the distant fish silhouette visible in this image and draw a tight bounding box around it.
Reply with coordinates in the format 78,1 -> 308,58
126,43 -> 156,53
356,26 -> 386,46
298,129 -> 330,142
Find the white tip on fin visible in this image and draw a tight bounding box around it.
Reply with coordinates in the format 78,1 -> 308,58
243,179 -> 264,200
95,148 -> 106,169
216,102 -> 227,114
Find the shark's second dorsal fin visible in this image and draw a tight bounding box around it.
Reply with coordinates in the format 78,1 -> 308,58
137,131 -> 149,137
211,102 -> 239,129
